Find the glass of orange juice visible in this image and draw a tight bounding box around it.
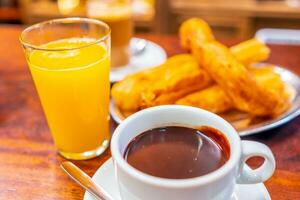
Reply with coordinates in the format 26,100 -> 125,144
87,0 -> 133,68
20,18 -> 111,160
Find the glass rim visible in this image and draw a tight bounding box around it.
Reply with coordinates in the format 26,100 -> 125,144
19,17 -> 111,52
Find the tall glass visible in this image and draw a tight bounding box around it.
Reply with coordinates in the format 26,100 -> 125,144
20,18 -> 111,160
87,0 -> 133,68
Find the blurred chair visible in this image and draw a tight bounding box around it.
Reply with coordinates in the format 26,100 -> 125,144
18,0 -> 85,24
169,0 -> 300,39
0,0 -> 20,22
18,0 -> 172,34
169,0 -> 256,39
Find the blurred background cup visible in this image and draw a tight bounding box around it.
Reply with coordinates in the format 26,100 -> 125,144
20,18 -> 111,160
87,0 -> 133,68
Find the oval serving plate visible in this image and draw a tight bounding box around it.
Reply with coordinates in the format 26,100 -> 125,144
110,65 -> 300,136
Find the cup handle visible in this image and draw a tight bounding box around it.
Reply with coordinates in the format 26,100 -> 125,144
237,140 -> 276,184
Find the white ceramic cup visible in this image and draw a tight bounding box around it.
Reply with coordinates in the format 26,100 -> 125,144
111,105 -> 276,200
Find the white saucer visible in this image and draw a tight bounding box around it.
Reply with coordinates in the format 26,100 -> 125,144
110,38 -> 167,82
83,159 -> 271,200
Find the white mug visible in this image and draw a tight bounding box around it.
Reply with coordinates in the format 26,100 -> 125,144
111,105 -> 275,200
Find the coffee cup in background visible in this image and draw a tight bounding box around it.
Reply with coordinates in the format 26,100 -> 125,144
87,0 -> 133,68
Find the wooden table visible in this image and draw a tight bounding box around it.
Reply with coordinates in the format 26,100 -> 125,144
0,25 -> 299,200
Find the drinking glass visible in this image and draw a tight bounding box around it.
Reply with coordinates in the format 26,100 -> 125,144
87,0 -> 133,68
20,18 -> 111,160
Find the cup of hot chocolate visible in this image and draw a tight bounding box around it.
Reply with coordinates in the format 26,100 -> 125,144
111,105 -> 275,200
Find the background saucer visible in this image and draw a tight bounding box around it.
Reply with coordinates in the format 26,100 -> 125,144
110,38 -> 167,82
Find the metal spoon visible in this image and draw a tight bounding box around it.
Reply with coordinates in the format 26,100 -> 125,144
130,38 -> 148,56
61,161 -> 113,200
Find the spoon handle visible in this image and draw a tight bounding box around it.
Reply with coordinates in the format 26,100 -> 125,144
61,161 -> 113,200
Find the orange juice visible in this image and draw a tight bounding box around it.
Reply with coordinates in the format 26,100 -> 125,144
26,38 -> 110,158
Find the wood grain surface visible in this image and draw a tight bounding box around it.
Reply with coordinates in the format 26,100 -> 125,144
0,25 -> 299,200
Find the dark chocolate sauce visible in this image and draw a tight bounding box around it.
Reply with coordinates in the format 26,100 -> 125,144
124,126 -> 230,179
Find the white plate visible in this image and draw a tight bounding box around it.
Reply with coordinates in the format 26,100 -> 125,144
110,65 -> 300,136
110,38 -> 167,82
83,159 -> 271,200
